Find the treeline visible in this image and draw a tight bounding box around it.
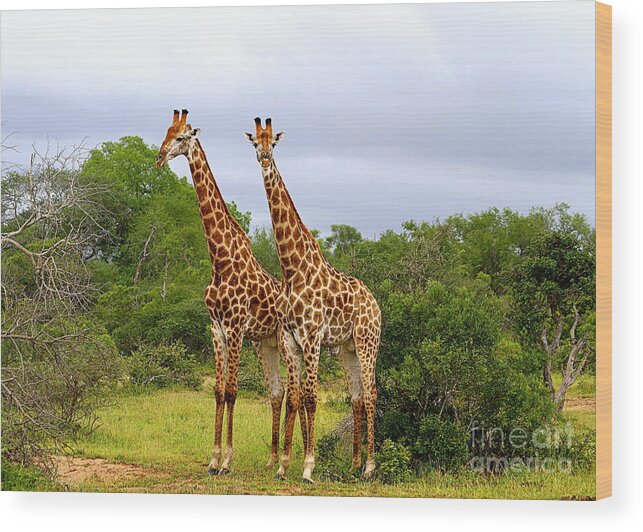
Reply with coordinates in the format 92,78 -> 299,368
1,136 -> 595,477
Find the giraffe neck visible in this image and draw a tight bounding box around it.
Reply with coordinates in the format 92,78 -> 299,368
262,160 -> 324,280
187,140 -> 244,266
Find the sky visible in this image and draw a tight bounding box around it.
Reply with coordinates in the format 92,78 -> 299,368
1,1 -> 596,237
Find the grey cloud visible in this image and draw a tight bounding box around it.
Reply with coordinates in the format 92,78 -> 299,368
1,1 -> 596,235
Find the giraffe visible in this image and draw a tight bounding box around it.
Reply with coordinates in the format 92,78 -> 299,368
244,117 -> 381,482
156,109 -> 291,476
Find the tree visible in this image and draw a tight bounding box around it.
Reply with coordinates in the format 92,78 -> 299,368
1,142 -> 121,469
84,137 -> 252,359
511,230 -> 596,409
79,136 -> 181,260
326,224 -> 362,257
251,225 -> 281,279
377,274 -> 554,469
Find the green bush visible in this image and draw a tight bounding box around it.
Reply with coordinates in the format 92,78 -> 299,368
531,425 -> 596,472
376,275 -> 557,472
129,342 -> 200,389
316,431 -> 357,483
376,440 -> 412,484
413,415 -> 469,472
237,346 -> 267,394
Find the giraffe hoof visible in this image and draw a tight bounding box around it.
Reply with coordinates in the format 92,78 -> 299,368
218,468 -> 230,476
207,468 -> 219,476
301,477 -> 314,485
274,473 -> 286,481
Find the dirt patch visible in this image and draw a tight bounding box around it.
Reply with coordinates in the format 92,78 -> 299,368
564,397 -> 596,412
52,456 -> 166,485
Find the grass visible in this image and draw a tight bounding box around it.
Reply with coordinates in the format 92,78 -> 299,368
552,371 -> 596,399
4,376 -> 596,499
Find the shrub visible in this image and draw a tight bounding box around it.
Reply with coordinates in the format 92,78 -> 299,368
530,425 -> 596,472
316,432 -> 356,483
413,415 -> 469,472
129,342 -> 200,389
376,275 -> 557,472
376,440 -> 412,484
319,346 -> 344,383
237,346 -> 267,394
1,317 -> 123,468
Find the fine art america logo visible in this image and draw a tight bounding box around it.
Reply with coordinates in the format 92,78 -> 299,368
469,421 -> 575,474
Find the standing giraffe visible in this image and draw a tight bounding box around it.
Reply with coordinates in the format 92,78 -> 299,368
245,117 -> 381,482
156,109 -> 290,475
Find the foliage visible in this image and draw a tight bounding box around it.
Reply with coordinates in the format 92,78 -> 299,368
237,346 -> 267,394
79,136 -> 181,259
375,440 -> 412,484
128,342 -> 201,389
510,227 -> 596,407
315,431 -> 356,483
1,142 -> 124,470
251,226 -> 281,279
376,274 -> 556,471
413,415 -> 469,472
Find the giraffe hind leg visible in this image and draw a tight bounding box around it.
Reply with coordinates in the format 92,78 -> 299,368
338,340 -> 364,472
353,328 -> 380,479
208,320 -> 228,475
254,337 -> 284,470
219,328 -> 243,475
276,328 -> 301,480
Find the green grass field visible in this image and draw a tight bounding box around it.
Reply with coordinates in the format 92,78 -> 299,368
10,373 -> 593,500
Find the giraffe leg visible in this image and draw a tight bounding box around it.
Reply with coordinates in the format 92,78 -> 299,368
208,321 -> 228,475
254,337 -> 284,470
354,327 -> 379,479
219,329 -> 243,475
276,329 -> 301,480
338,340 -> 364,471
298,375 -> 309,453
301,340 -> 321,483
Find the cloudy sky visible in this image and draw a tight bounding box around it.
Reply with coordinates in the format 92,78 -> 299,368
1,1 -> 595,237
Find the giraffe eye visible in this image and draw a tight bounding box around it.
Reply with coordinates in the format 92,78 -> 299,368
253,142 -> 258,148
176,136 -> 185,141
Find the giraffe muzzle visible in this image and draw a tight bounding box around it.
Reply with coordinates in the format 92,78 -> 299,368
156,153 -> 166,168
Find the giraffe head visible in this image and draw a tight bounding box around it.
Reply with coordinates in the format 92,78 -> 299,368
156,109 -> 201,168
244,117 -> 285,168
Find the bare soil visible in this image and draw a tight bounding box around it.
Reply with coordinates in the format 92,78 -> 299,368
563,397 -> 596,412
52,456 -> 166,485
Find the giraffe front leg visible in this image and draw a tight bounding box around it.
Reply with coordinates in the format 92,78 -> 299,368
208,321 -> 228,476
219,330 -> 242,475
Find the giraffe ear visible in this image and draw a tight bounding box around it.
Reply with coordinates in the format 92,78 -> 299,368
243,132 -> 255,143
273,131 -> 285,145
189,128 -> 201,138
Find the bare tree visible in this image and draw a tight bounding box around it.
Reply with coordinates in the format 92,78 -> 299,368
1,139 -> 122,470
540,305 -> 594,409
